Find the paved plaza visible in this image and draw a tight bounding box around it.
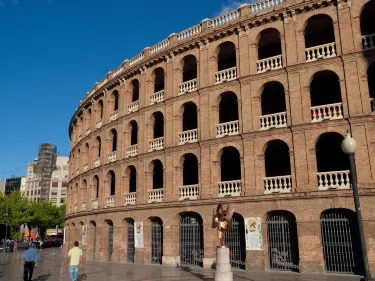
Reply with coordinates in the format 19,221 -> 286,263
0,248 -> 364,281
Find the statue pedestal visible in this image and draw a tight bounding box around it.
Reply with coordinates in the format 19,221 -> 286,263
215,247 -> 233,281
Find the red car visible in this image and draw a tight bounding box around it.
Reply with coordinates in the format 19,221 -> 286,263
44,234 -> 64,247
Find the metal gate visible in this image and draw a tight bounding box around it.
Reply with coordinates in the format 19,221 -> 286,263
320,209 -> 363,274
180,213 -> 203,267
267,211 -> 299,272
127,220 -> 135,263
108,222 -> 113,261
151,218 -> 163,264
93,226 -> 97,261
225,214 -> 245,269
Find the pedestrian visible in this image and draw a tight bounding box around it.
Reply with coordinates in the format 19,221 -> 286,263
14,240 -> 17,252
67,241 -> 83,281
23,242 -> 38,281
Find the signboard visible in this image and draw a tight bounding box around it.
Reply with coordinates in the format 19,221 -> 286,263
134,221 -> 144,248
244,217 -> 263,250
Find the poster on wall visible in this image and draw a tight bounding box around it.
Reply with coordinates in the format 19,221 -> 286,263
134,221 -> 144,248
244,217 -> 263,250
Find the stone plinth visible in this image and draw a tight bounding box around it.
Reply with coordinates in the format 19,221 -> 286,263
215,247 -> 233,281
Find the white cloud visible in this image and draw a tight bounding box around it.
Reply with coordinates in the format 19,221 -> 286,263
218,0 -> 248,15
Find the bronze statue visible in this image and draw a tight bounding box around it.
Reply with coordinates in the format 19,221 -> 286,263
212,204 -> 234,247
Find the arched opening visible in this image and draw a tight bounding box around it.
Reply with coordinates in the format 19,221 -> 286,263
154,68 -> 165,93
108,170 -> 116,196
267,211 -> 299,271
106,220 -> 114,261
131,79 -> 140,102
217,42 -> 236,71
218,92 -> 239,137
368,63 -> 375,113
93,175 -> 99,199
151,217 -> 163,264
96,136 -> 101,158
258,28 -> 282,60
129,121 -> 138,145
182,55 -> 197,82
183,153 -> 198,186
360,0 -> 375,48
152,160 -> 163,190
220,146 -> 241,182
180,212 -> 204,267
110,129 -> 117,152
79,116 -> 83,136
153,112 -> 164,139
321,209 -> 363,274
304,15 -> 335,48
260,82 -> 287,129
225,213 -> 246,269
127,219 -> 135,263
112,90 -> 119,111
182,102 -> 198,131
128,166 -> 136,193
89,221 -> 97,260
98,100 -> 104,120
86,109 -> 92,129
84,143 -> 89,165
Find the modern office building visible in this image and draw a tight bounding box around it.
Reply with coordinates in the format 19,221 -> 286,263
5,176 -> 26,195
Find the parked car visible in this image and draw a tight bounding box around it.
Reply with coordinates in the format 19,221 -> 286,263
44,234 -> 63,247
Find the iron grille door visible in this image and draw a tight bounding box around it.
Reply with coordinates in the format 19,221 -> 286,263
128,221 -> 135,263
225,214 -> 246,269
180,214 -> 203,267
321,210 -> 363,274
151,219 -> 163,264
108,223 -> 113,261
93,227 -> 97,261
267,212 -> 299,272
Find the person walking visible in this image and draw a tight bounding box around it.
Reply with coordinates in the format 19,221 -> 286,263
23,242 -> 38,281
14,240 -> 17,252
67,241 -> 83,281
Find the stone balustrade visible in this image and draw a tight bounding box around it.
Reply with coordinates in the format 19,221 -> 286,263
218,180 -> 241,197
216,120 -> 239,138
112,66 -> 124,78
371,97 -> 375,114
148,189 -> 164,203
215,67 -> 237,84
178,129 -> 198,145
94,157 -> 100,168
260,112 -> 287,130
211,10 -> 239,28
150,39 -> 169,54
91,199 -> 98,210
80,202 -> 86,211
126,144 -> 138,157
76,168 -> 80,175
179,184 -> 199,200
150,90 -> 165,105
178,24 -> 202,41
83,163 -> 89,172
179,79 -> 197,95
311,102 -> 343,123
362,33 -> 375,51
256,55 -> 283,73
305,42 -> 336,62
129,52 -> 144,67
109,110 -> 118,121
85,128 -> 91,136
128,100 -> 139,113
264,175 -> 292,194
149,137 -> 164,151
317,170 -> 350,190
249,0 -> 283,13
105,196 -> 115,208
124,192 -> 136,206
108,151 -> 116,163
95,119 -> 102,129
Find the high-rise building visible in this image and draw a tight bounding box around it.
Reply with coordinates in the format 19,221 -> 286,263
5,176 -> 26,195
49,156 -> 69,206
25,159 -> 42,202
0,182 -> 5,194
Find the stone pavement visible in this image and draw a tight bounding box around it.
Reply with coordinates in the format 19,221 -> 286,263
0,247 -> 363,281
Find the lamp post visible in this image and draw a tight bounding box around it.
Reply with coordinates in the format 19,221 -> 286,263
341,133 -> 374,281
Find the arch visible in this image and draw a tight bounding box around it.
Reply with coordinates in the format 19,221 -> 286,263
98,100 -> 104,120
111,90 -> 119,111
84,143 -> 89,164
224,213 -> 246,269
217,41 -> 236,71
258,28 -> 282,60
152,111 -> 164,139
181,55 -> 197,82
153,67 -> 165,93
96,136 -> 101,158
93,175 -> 99,199
182,102 -> 198,131
264,140 -> 291,177
86,108 -> 92,129
131,79 -> 140,102
89,221 -> 97,260
129,120 -> 138,145
310,70 -> 342,107
267,210 -> 299,271
220,146 -> 241,182
150,217 -> 163,264
304,14 -> 335,48
261,81 -> 286,116
360,0 -> 375,36
182,153 -> 199,186
82,179 -> 87,189
127,218 -> 135,263
219,92 -> 239,123
152,160 -> 163,190
316,132 -> 348,172
368,63 -> 375,100
107,170 -> 116,196
110,128 -> 118,152
126,165 -> 137,193
105,219 -> 114,261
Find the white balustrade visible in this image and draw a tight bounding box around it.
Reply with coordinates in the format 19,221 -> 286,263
178,24 -> 202,41
362,33 -> 375,51
216,120 -> 239,138
85,128 -> 91,136
150,90 -> 165,105
112,66 -> 124,78
250,0 -> 283,13
128,100 -> 139,113
126,144 -> 138,157
264,175 -> 292,194
105,196 -> 115,208
179,129 -> 198,145
218,180 -> 241,197
124,192 -> 137,206
179,184 -> 199,200
215,67 -> 237,84
305,42 -> 336,62
83,163 -> 89,172
95,119 -> 102,129
260,112 -> 287,130
211,10 -> 239,28
94,157 -> 100,168
80,202 -> 86,211
311,103 -> 343,122
256,55 -> 283,73
317,170 -> 350,190
76,168 -> 80,175
149,137 -> 164,151
129,52 -> 144,67
110,110 -> 118,121
150,39 -> 169,54
179,79 -> 197,95
91,199 -> 98,210
108,151 -> 117,163
148,189 -> 164,203
371,98 -> 375,114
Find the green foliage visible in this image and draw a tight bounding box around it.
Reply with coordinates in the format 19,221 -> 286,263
10,230 -> 22,241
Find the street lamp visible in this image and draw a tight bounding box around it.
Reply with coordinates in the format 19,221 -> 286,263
341,133 -> 374,281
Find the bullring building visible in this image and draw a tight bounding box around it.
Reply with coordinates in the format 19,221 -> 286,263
65,0 -> 375,275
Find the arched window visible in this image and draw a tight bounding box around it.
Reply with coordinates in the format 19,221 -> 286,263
112,90 -> 119,111
130,121 -> 138,145
106,220 -> 114,261
220,147 -> 241,182
96,136 -> 101,158
360,0 -> 375,40
86,109 -> 92,129
183,154 -> 198,186
84,143 -> 89,165
128,166 -> 136,193
151,217 -> 163,264
153,112 -> 164,139
258,28 -> 282,60
219,92 -> 239,123
127,219 -> 135,263
152,160 -> 163,190
154,68 -> 165,93
132,80 -> 139,102
182,55 -> 197,82
368,63 -> 375,113
98,100 -> 104,120
182,102 -> 198,131
217,42 -> 236,71
110,129 -> 117,152
93,175 -> 99,199
108,170 -> 116,196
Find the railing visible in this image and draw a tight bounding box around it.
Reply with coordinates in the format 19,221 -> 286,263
178,24 -> 202,41
249,0 -> 283,13
305,42 -> 336,62
218,180 -> 241,197
99,78 -> 107,88
128,100 -> 139,113
126,144 -> 138,157
124,192 -> 137,206
256,55 -> 283,73
260,112 -> 287,130
112,66 -> 124,78
85,128 -> 91,136
109,110 -> 118,121
179,129 -> 198,145
216,120 -> 239,138
83,163 -> 89,172
148,189 -> 164,203
317,170 -> 350,190
179,184 -> 199,200
76,168 -> 80,175
211,10 -> 239,28
95,119 -> 102,129
179,79 -> 197,95
150,90 -> 165,105
149,137 -> 164,151
105,196 -> 115,208
311,103 -> 343,122
362,33 -> 375,51
93,157 -> 100,168
150,39 -> 169,54
215,67 -> 237,84
264,175 -> 292,194
80,202 -> 86,211
371,97 -> 375,114
91,199 -> 98,210
108,151 -> 116,163
129,52 -> 144,67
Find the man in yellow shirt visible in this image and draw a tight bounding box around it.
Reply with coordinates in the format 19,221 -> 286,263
67,241 -> 83,281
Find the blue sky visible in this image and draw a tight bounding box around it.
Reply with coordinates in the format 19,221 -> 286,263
0,0 -> 247,180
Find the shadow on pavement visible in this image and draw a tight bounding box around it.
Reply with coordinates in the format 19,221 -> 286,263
177,265 -> 214,281
33,273 -> 51,281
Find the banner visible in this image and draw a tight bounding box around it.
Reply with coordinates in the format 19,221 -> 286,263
134,221 -> 144,248
244,217 -> 263,250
